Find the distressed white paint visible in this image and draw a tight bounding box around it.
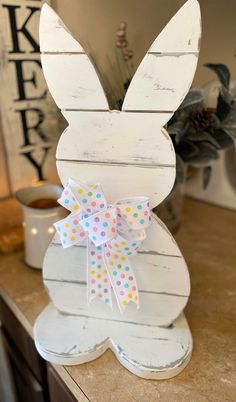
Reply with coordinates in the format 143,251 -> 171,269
122,0 -> 201,112
34,304 -> 193,380
40,4 -> 84,53
57,111 -> 174,165
44,242 -> 186,294
144,214 -> 182,255
150,0 -> 201,53
34,0 -> 201,379
42,214 -> 190,327
45,281 -> 188,328
57,160 -> 176,208
41,55 -> 108,110
56,109 -> 175,205
122,53 -> 198,112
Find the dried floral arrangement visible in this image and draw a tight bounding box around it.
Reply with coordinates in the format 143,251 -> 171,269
92,22 -> 236,191
168,64 -> 236,188
114,21 -> 134,109
112,24 -> 236,189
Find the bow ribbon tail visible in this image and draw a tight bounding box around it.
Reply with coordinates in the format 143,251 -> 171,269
104,240 -> 139,313
87,239 -> 112,308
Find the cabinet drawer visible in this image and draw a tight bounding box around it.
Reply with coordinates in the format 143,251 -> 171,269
48,366 -> 78,402
0,297 -> 47,385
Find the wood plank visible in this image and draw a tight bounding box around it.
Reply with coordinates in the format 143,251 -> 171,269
122,0 -> 201,112
122,53 -> 198,112
144,214 -> 182,256
51,210 -> 183,256
40,3 -> 84,53
43,281 -> 188,327
57,111 -> 174,165
0,0 -> 60,192
150,0 -> 201,53
34,304 -> 192,379
57,160 -> 176,208
41,54 -> 109,110
43,246 -> 189,296
42,215 -> 190,327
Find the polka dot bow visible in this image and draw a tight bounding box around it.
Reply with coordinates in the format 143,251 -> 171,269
54,178 -> 151,313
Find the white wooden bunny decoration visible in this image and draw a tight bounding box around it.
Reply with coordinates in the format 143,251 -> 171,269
34,0 -> 201,379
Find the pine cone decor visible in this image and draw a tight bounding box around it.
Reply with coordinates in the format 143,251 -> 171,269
189,109 -> 214,131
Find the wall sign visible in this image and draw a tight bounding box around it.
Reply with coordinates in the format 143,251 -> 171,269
0,0 -> 60,192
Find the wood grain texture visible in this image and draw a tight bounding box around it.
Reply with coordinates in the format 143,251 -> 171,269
122,53 -> 198,112
40,3 -> 84,53
44,245 -> 187,295
0,0 -> 60,192
0,98 -> 59,189
1,198 -> 235,400
41,54 -> 108,110
56,160 -> 176,208
150,0 -> 201,53
57,111 -> 174,165
43,282 -> 188,328
122,0 -> 201,111
35,0 -> 202,378
42,215 -> 190,328
34,304 -> 193,380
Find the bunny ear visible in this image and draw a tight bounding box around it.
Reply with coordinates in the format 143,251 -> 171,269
39,4 -> 109,112
122,0 -> 201,116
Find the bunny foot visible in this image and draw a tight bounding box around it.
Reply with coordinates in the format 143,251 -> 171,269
34,303 -> 192,379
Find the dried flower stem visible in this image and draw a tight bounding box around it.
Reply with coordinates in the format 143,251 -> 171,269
116,22 -> 135,91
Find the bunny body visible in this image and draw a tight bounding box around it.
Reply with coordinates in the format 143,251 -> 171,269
34,1 -> 201,378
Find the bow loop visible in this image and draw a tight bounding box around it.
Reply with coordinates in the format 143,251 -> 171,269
69,178 -> 107,215
116,197 -> 151,231
58,186 -> 81,213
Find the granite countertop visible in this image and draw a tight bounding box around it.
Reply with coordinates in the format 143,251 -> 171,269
0,198 -> 235,402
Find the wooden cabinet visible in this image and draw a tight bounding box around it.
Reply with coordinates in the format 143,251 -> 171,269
47,366 -> 77,402
0,297 -> 81,402
0,298 -> 49,402
2,331 -> 45,402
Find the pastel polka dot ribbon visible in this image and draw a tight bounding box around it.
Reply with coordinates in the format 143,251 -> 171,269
54,178 -> 151,313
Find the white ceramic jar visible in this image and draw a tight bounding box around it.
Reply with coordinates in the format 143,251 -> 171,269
15,184 -> 66,269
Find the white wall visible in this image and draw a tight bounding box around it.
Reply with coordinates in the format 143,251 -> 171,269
53,0 -> 236,87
